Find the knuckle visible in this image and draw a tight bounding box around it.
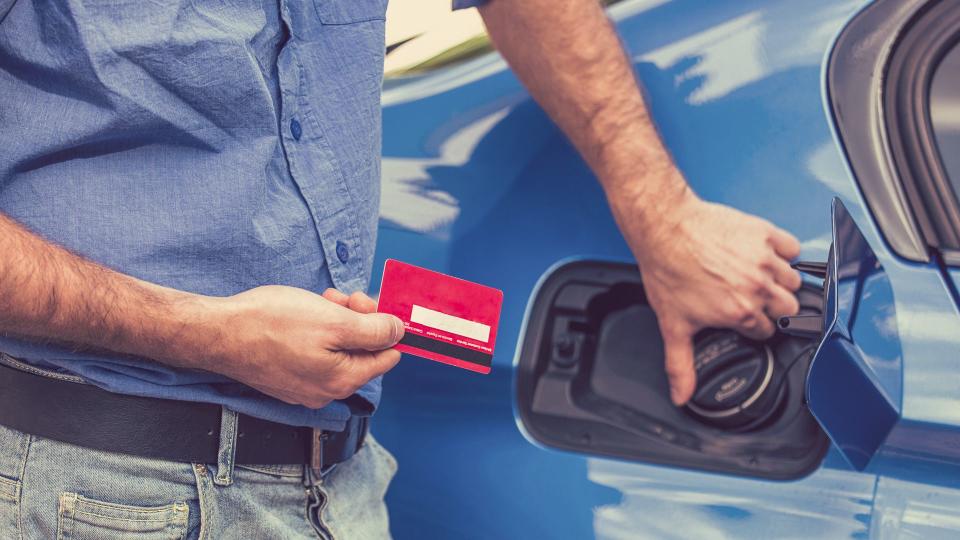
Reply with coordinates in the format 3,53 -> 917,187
374,319 -> 399,347
756,320 -> 776,338
665,359 -> 691,376
658,317 -> 686,338
742,271 -> 768,295
761,224 -> 778,240
785,233 -> 801,250
789,270 -> 804,289
785,296 -> 801,316
760,252 -> 780,271
370,323 -> 390,345
724,301 -> 751,322
733,299 -> 761,323
739,315 -> 759,330
736,267 -> 766,302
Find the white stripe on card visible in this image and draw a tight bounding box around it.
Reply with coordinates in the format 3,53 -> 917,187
410,305 -> 491,342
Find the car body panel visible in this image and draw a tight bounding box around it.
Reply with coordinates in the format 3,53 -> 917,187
373,0 -> 960,537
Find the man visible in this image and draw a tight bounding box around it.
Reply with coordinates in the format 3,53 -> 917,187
0,0 -> 801,537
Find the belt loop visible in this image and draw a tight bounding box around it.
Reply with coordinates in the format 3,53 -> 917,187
310,428 -> 328,478
357,416 -> 369,451
214,407 -> 239,487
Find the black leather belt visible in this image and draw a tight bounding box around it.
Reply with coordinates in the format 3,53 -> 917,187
0,359 -> 367,466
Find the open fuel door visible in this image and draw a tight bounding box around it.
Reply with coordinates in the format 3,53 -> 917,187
804,198 -> 902,470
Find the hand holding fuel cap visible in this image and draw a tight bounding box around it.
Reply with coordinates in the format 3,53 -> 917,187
199,286 -> 404,409
610,182 -> 803,406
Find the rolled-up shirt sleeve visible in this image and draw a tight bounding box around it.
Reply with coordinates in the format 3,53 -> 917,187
452,0 -> 488,9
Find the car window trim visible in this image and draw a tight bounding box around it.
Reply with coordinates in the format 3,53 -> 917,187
883,0 -> 960,254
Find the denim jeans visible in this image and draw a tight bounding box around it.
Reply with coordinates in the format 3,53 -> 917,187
0,415 -> 396,539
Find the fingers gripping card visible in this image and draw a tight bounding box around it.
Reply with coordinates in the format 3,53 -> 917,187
377,260 -> 503,374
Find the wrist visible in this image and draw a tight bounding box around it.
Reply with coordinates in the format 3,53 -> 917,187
133,285 -> 229,372
604,166 -> 699,256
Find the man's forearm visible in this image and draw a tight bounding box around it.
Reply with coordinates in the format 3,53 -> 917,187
0,212 -> 212,366
0,211 -> 408,406
479,0 -> 688,237
482,0 -> 805,405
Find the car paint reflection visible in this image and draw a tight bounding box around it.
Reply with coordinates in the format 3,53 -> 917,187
588,454 -> 874,540
373,0 -> 960,537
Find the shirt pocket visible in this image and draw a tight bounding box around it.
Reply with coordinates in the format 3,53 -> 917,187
313,0 -> 388,25
56,492 -> 189,540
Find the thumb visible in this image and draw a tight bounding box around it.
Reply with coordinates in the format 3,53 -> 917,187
338,312 -> 405,351
662,326 -> 697,406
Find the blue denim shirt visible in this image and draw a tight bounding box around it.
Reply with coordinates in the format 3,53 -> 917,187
0,0 -> 406,430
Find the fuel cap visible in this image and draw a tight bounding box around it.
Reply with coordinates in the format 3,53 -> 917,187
685,330 -> 784,430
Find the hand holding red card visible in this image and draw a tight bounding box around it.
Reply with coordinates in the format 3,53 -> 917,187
377,260 -> 504,374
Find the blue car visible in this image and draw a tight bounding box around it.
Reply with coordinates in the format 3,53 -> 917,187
374,0 -> 960,537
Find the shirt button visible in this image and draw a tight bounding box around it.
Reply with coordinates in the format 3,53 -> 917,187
290,118 -> 302,141
335,241 -> 350,263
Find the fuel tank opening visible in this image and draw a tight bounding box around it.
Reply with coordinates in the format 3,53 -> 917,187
515,260 -> 830,481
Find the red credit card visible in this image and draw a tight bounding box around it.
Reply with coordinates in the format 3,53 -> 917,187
377,259 -> 503,374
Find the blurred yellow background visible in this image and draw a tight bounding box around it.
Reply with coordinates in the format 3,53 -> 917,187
384,0 -> 488,76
